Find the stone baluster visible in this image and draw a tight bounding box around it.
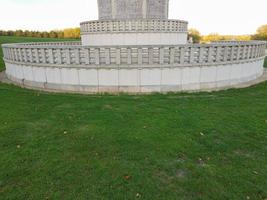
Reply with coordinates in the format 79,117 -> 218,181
236,46 -> 241,60
75,49 -> 80,64
230,46 -> 235,61
250,45 -> 254,58
223,46 -> 228,62
84,48 -> 90,65
254,45 -> 259,58
10,48 -> 13,61
48,49 -> 54,64
148,48 -> 154,65
255,45 -> 259,58
142,21 -> 145,31
116,48 -> 121,65
104,21 -> 108,32
10,48 -> 14,61
128,21 -> 132,31
22,48 -> 27,62
57,49 -> 62,64
17,48 -> 20,61
94,48 -> 100,65
159,47 -> 165,65
34,49 -> 39,63
199,47 -> 205,63
4,48 -> 8,60
242,46 -> 247,60
28,48 -> 33,63
105,48 -> 111,65
9,48 -> 13,61
208,47 -> 213,63
247,46 -> 251,59
258,45 -> 262,57
13,48 -> 17,61
170,47 -> 175,64
65,49 -> 71,64
127,48 -> 132,65
216,46 -> 221,62
40,49 -> 46,63
180,47 -> 185,64
6,48 -> 10,60
189,47 -> 195,64
138,48 -> 143,65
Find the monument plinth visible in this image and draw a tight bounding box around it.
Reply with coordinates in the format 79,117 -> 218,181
80,0 -> 187,46
98,0 -> 169,20
1,0 -> 266,94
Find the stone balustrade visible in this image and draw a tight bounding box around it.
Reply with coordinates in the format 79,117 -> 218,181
80,19 -> 188,34
2,41 -> 266,68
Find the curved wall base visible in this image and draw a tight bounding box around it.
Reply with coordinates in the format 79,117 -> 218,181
5,59 -> 264,94
81,32 -> 188,46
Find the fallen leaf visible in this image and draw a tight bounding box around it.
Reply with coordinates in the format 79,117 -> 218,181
200,132 -> 205,136
124,175 -> 132,181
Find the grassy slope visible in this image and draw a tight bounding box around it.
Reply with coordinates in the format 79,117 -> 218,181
0,37 -> 267,200
0,36 -> 77,71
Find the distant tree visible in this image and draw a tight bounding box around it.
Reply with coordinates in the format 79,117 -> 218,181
56,31 -> 64,38
252,25 -> 267,40
49,31 -> 58,38
188,28 -> 201,43
15,30 -> 24,37
0,28 -> 80,39
64,28 -> 80,39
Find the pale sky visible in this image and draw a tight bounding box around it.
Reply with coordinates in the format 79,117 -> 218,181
0,0 -> 266,35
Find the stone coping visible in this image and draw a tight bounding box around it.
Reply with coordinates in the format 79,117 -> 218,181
2,41 -> 266,49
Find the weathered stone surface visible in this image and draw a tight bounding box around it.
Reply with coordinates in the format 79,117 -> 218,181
98,0 -> 169,20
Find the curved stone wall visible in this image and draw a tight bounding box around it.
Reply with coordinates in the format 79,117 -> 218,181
81,32 -> 188,46
2,41 -> 266,93
80,19 -> 188,45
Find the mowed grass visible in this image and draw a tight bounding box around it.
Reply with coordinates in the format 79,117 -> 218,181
0,37 -> 267,200
0,36 -> 77,71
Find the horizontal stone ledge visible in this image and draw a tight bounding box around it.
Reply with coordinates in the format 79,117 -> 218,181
80,19 -> 189,25
2,41 -> 266,49
80,31 -> 188,34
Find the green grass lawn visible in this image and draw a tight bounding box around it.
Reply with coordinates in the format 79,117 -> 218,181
0,37 -> 267,200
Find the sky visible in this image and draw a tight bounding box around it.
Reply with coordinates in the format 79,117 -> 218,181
0,0 -> 266,35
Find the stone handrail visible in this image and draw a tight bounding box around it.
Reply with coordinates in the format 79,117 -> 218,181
80,19 -> 188,34
2,41 -> 266,68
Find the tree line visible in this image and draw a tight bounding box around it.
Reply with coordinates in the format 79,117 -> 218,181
1,25 -> 267,42
189,25 -> 267,43
0,28 -> 80,39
